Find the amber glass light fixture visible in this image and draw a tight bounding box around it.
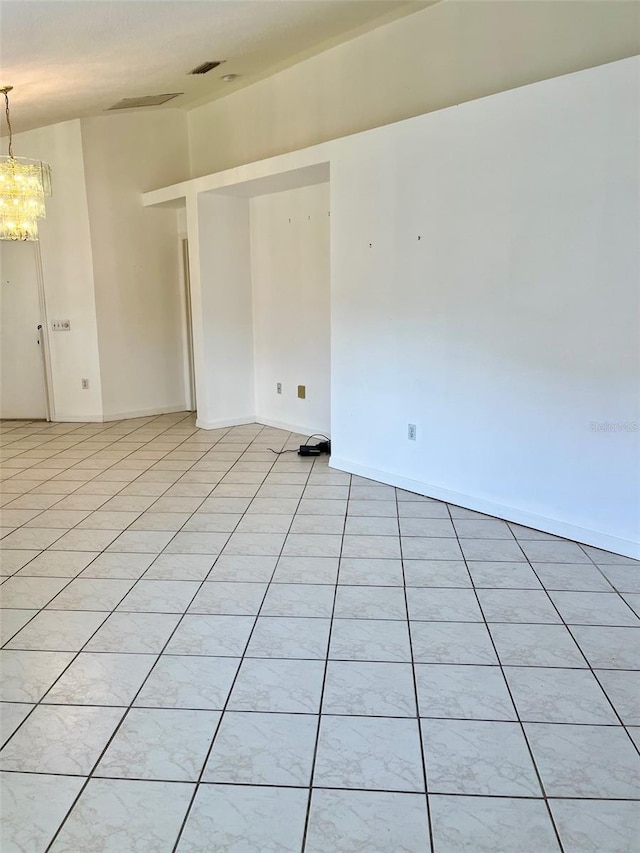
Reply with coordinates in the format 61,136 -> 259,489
0,86 -> 52,241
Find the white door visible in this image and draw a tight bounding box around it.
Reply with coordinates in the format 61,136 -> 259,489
0,242 -> 48,419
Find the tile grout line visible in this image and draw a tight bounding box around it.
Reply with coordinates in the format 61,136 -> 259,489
0,415 -> 216,655
7,763 -> 640,804
572,542 -> 640,755
299,459 -> 349,853
3,413 -> 225,568
2,411 -> 198,514
170,426 -> 321,852
461,525 -> 568,852
0,412 -> 204,576
42,421 -> 283,852
400,486 -> 436,853
1,415 -> 174,497
0,419 -> 638,850
520,557 -> 640,759
1,415 -> 231,753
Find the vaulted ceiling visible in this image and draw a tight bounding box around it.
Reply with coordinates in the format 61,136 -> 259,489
0,0 -> 431,132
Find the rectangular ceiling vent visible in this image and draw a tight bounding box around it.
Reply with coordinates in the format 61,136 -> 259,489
189,60 -> 224,75
189,61 -> 224,75
106,93 -> 183,110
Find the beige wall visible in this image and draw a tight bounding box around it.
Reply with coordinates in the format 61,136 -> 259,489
1,120 -> 104,421
3,112 -> 191,422
327,56 -> 640,557
6,1 -> 639,427
251,183 -> 331,435
80,110 -> 190,419
188,0 -> 640,176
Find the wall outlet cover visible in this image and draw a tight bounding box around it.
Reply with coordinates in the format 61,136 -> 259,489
297,385 -> 306,399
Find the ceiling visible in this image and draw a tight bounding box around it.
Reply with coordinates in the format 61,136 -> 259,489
0,0 -> 431,133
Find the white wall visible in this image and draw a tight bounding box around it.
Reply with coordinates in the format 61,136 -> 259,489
80,110 -> 189,419
4,112 -> 192,423
3,121 -> 103,421
330,57 -> 640,557
188,0 -> 640,175
250,183 -> 331,435
194,192 -> 255,428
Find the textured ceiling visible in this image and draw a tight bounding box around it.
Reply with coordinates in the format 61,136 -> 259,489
0,0 -> 431,132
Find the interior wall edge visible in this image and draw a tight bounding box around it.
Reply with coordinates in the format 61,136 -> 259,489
329,457 -> 640,560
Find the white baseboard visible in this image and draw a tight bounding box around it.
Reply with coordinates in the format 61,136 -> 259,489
51,405 -> 189,424
102,404 -> 188,422
194,416 -> 330,436
255,417 -> 331,438
50,413 -> 104,423
330,457 -> 640,560
195,416 -> 257,430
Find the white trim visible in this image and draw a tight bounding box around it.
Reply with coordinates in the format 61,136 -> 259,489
32,242 -> 55,422
330,457 -> 640,560
195,414 -> 330,437
185,194 -> 210,424
143,149 -> 331,208
101,404 -> 188,422
51,413 -> 104,423
51,405 -> 189,423
255,417 -> 330,438
178,235 -> 195,411
195,416 -> 256,430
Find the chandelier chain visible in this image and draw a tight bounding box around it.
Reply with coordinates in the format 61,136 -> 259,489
3,89 -> 13,159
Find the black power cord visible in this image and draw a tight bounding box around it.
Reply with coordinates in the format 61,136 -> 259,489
298,434 -> 331,456
269,433 -> 331,456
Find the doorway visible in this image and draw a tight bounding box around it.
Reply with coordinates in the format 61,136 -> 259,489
0,242 -> 50,420
180,237 -> 196,411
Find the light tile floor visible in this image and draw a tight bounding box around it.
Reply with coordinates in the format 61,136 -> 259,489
0,413 -> 638,852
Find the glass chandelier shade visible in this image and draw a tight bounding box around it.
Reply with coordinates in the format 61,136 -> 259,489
0,86 -> 52,241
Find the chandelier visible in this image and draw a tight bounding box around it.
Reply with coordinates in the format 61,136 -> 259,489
0,86 -> 52,241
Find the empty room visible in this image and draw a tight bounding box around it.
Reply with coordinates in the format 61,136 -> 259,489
0,1 -> 639,851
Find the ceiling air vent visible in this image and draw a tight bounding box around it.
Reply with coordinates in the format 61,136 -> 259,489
106,93 -> 183,110
189,61 -> 224,75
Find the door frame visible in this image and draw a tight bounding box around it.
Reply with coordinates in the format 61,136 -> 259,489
33,241 -> 55,421
178,235 -> 196,411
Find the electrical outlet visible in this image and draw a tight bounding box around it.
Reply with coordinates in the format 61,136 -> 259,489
297,385 -> 306,399
81,379 -> 89,390
51,320 -> 71,331
408,423 -> 417,441
276,383 -> 282,395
